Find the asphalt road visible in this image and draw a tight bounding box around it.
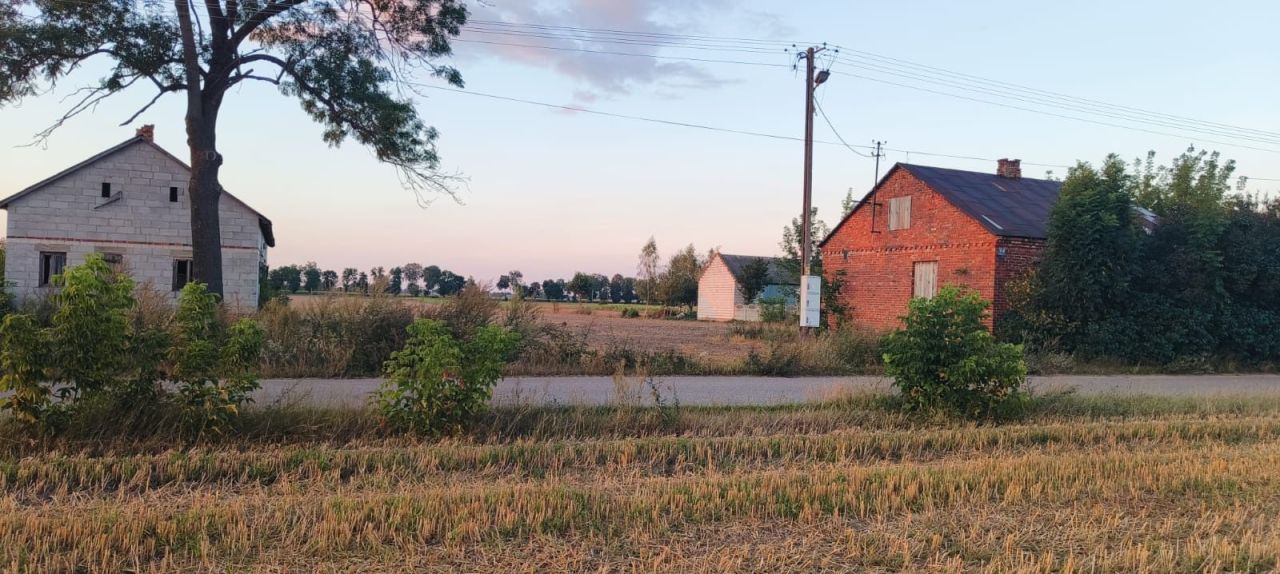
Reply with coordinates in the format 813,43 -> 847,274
252,374 -> 1280,408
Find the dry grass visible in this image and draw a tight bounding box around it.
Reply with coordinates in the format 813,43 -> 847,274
4,394 -> 1280,572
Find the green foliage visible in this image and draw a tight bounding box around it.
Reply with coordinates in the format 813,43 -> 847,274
620,307 -> 641,319
779,207 -> 828,278
0,258 -> 259,436
375,319 -> 517,435
882,287 -> 1027,418
0,314 -> 51,428
737,258 -> 771,305
170,283 -> 264,435
1012,148 -> 1277,367
660,244 -> 702,310
47,254 -> 134,399
759,296 -> 790,323
1022,155 -> 1139,354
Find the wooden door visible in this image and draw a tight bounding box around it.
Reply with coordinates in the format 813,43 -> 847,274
913,261 -> 938,299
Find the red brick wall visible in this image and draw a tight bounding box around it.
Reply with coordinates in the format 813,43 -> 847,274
821,167 -> 999,330
993,236 -> 1046,321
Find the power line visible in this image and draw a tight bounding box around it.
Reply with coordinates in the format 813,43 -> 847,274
468,18 -> 813,48
814,98 -> 870,157
456,22 -> 1280,151
413,83 -> 1073,169
831,44 -> 1280,140
832,58 -> 1280,146
832,70 -> 1280,154
451,38 -> 790,68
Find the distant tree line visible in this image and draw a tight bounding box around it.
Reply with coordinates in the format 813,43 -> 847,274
1004,148 -> 1280,365
265,262 -> 469,298
261,238 -> 715,309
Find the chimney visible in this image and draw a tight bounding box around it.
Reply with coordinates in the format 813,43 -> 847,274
136,124 -> 155,142
996,158 -> 1021,179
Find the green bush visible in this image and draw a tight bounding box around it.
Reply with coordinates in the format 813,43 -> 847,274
48,254 -> 135,400
881,286 -> 1027,418
620,307 -> 641,319
759,296 -> 789,323
171,283 -> 264,435
374,319 -> 517,435
0,256 -> 262,437
0,313 -> 51,427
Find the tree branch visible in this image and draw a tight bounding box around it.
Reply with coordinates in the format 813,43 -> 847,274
230,0 -> 308,46
118,83 -> 184,125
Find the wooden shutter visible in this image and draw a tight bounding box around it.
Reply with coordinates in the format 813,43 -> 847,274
888,196 -> 911,230
913,261 -> 938,299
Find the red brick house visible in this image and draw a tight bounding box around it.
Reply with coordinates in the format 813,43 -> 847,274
819,159 -> 1059,330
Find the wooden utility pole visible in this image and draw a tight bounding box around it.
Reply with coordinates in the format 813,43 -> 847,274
800,46 -> 827,331
800,46 -> 818,279
872,140 -> 887,185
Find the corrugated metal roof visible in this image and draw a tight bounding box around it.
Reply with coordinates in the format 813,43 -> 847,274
716,254 -> 798,286
900,163 -> 1062,239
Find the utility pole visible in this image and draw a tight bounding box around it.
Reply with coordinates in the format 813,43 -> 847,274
799,45 -> 828,331
872,140 -> 887,185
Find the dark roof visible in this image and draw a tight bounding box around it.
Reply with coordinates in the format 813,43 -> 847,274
715,253 -> 798,286
1,136 -> 275,247
900,164 -> 1061,239
820,163 -> 1062,245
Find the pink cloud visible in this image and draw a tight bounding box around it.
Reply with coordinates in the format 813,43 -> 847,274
458,0 -> 788,102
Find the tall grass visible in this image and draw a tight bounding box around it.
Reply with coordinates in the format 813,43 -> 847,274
257,295 -> 418,377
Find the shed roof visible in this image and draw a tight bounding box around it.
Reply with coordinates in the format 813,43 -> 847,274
715,253 -> 798,286
0,135 -> 275,247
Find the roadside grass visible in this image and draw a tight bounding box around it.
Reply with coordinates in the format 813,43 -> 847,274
4,392 -> 1280,572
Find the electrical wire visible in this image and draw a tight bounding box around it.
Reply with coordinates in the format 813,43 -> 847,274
413,82 -> 1073,168
814,98 -> 871,157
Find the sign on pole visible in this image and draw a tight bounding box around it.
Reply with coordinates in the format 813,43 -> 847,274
799,275 -> 821,328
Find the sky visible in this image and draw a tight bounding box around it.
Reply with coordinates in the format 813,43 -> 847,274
2,0 -> 1278,284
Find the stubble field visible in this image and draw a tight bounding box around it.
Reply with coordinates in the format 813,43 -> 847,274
4,393 -> 1280,573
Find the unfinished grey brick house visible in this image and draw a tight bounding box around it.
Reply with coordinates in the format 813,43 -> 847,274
1,126 -> 274,312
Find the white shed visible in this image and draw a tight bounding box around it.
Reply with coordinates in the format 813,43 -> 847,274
697,253 -> 798,322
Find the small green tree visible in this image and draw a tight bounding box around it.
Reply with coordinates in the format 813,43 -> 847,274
48,254 -> 135,400
170,282 -> 264,435
0,314 -> 50,428
374,319 -> 516,435
738,258 -> 771,305
1022,155 -> 1139,352
661,245 -> 702,310
882,286 -> 1027,418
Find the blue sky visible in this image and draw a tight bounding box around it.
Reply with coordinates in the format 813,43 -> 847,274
2,0 -> 1277,283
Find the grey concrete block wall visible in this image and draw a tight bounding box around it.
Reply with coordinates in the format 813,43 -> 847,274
3,140 -> 269,313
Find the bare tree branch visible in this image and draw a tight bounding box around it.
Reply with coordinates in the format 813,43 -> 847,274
118,83 -> 184,125
230,0 -> 308,46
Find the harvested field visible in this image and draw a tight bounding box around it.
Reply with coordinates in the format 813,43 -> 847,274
5,394 -> 1280,572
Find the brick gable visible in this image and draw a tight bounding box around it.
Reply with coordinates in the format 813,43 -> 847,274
821,166 -> 1043,331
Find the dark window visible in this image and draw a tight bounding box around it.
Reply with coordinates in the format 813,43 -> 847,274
102,252 -> 125,273
172,259 -> 192,291
169,186 -> 179,202
39,252 -> 67,287
101,182 -> 111,198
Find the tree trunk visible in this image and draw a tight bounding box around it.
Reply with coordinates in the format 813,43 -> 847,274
175,0 -> 227,298
188,124 -> 224,297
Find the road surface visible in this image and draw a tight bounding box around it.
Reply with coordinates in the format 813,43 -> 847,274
252,374 -> 1280,408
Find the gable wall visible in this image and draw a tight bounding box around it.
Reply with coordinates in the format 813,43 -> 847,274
821,168 -> 999,330
696,255 -> 742,321
3,142 -> 266,312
